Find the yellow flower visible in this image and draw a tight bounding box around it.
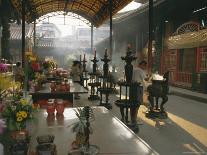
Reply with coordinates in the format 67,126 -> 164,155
25,52 -> 32,56
20,98 -> 28,105
15,82 -> 21,89
16,112 -> 22,118
16,117 -> 23,122
29,56 -> 37,62
21,111 -> 28,118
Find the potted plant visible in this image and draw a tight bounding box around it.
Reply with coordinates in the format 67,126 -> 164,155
72,108 -> 88,147
70,107 -> 93,148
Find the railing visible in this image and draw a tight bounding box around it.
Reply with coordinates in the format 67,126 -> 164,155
168,71 -> 175,83
177,72 -> 192,84
200,51 -> 207,71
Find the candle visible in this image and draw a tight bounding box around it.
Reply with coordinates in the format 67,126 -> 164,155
94,50 -> 96,58
84,54 -> 85,60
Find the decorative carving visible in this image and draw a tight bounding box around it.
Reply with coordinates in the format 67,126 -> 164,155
176,21 -> 199,35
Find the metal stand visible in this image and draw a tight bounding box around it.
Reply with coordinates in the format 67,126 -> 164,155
97,50 -> 113,109
146,73 -> 169,119
88,51 -> 101,100
115,81 -> 142,133
115,46 -> 141,133
80,106 -> 99,155
80,54 -> 89,89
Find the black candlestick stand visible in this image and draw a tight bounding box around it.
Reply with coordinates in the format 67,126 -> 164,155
80,54 -> 89,89
97,49 -> 113,109
115,46 -> 142,133
80,106 -> 99,155
88,51 -> 101,100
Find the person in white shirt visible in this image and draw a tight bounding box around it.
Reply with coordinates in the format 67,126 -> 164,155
128,60 -> 148,125
132,60 -> 148,89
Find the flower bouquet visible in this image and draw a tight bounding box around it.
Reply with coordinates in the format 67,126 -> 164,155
0,73 -> 13,91
43,59 -> 57,72
0,63 -> 8,73
0,74 -> 13,107
2,98 -> 35,131
0,74 -> 22,113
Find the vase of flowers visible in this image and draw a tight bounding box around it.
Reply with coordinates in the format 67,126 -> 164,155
2,98 -> 34,133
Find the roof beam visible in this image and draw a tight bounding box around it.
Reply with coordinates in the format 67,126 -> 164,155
11,0 -> 133,27
24,0 -> 38,21
64,0 -> 69,12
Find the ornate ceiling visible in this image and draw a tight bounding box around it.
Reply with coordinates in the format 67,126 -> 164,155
11,0 -> 132,27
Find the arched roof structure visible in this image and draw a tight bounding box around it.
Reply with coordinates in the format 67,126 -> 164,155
36,11 -> 91,25
11,0 -> 132,27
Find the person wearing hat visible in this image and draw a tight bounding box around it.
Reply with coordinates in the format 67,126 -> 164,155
70,61 -> 82,99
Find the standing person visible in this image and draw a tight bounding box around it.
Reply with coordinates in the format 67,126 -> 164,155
70,61 -> 82,99
130,60 -> 149,124
132,60 -> 148,93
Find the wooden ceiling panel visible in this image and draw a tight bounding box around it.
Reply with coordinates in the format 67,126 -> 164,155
11,0 -> 132,27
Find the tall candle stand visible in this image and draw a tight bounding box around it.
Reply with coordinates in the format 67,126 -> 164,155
80,54 -> 89,89
97,49 -> 113,109
88,50 -> 101,100
115,46 -> 142,133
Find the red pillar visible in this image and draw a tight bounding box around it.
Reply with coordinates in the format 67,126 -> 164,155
196,47 -> 201,72
175,50 -> 180,81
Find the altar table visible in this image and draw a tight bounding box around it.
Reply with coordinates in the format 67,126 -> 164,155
30,82 -> 88,105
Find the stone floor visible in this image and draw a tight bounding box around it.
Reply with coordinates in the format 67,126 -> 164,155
73,90 -> 207,155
